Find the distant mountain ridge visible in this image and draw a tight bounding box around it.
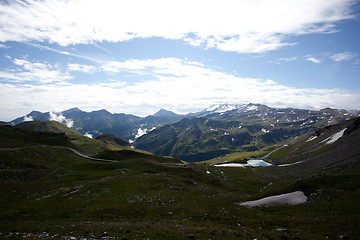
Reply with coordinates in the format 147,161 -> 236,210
10,103 -> 360,161
195,103 -> 357,124
11,108 -> 186,141
134,103 -> 360,161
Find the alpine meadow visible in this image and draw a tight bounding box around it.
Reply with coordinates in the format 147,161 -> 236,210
1,1 -> 360,239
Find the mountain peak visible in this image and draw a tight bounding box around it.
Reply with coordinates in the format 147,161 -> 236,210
91,109 -> 112,115
62,107 -> 82,114
153,109 -> 178,117
205,104 -> 238,113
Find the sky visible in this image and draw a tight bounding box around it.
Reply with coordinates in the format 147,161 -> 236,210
0,0 -> 360,121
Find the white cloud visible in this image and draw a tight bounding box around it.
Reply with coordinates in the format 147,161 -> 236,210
49,111 -> 74,128
23,115 -> 33,122
1,57 -> 359,121
270,56 -> 297,64
305,57 -> 321,63
330,52 -> 356,62
0,0 -> 355,53
278,57 -> 297,62
67,63 -> 97,74
0,57 -> 72,83
84,132 -> 93,138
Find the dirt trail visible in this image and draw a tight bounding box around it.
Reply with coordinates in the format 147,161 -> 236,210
57,147 -> 119,162
0,146 -> 118,162
263,145 -> 288,159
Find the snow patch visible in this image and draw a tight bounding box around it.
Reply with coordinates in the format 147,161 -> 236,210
49,112 -> 74,128
246,105 -> 258,111
261,128 -> 269,133
214,163 -> 247,168
84,132 -> 93,138
239,191 -> 307,207
320,128 -> 347,145
306,135 -> 318,142
247,160 -> 272,167
134,128 -> 147,139
206,104 -> 237,113
214,160 -> 271,168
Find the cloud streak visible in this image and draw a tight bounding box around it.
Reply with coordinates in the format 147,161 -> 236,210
0,0 -> 355,53
305,56 -> 321,63
49,111 -> 74,128
330,52 -> 357,62
67,63 -> 97,74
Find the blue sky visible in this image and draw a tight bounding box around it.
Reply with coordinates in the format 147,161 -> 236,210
0,0 -> 360,121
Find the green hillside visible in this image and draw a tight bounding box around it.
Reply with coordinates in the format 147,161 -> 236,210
134,117 -> 308,162
0,123 -> 74,149
0,119 -> 359,239
14,120 -> 129,154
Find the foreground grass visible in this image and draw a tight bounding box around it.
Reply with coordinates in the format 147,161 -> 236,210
1,146 -> 360,239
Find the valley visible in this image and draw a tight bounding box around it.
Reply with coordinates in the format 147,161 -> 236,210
2,0 -> 359,239
0,111 -> 359,239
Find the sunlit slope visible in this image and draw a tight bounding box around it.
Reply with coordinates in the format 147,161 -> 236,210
0,123 -> 75,149
0,123 -> 257,239
14,120 -> 129,154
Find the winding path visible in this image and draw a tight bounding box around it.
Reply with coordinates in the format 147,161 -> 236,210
0,146 -> 119,163
56,147 -> 119,162
262,144 -> 288,159
0,146 -> 186,167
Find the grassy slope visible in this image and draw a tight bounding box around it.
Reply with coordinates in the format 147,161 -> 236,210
134,116 -> 314,162
1,147 -> 359,239
0,124 -> 74,149
0,119 -> 360,239
14,121 -> 130,154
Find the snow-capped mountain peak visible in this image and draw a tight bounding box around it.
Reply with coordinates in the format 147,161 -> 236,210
245,104 -> 258,111
205,104 -> 238,113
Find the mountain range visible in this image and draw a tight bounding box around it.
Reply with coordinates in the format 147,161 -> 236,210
10,107 -> 185,142
134,104 -> 359,161
1,111 -> 360,239
10,103 -> 360,161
